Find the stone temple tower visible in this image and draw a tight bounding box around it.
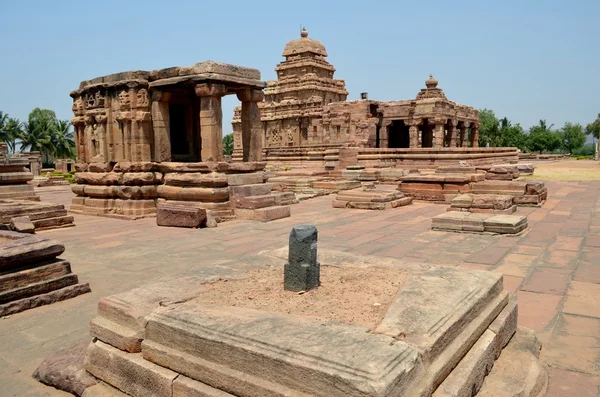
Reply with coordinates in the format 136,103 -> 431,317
232,28 -> 348,152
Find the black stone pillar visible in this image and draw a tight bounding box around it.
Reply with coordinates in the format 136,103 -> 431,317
284,225 -> 320,292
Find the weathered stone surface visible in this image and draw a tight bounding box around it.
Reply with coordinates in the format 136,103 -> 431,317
433,329 -> 498,397
173,376 -> 235,397
142,305 -> 421,397
33,340 -> 97,396
157,185 -> 229,202
0,282 -> 91,317
253,205 -> 291,222
10,215 -> 35,233
0,231 -> 65,270
82,384 -> 129,397
226,172 -> 264,186
284,225 -> 319,292
477,327 -> 546,397
205,210 -> 219,228
164,172 -> 228,187
156,203 -> 206,228
229,183 -> 272,197
90,276 -> 210,352
113,162 -> 155,172
233,194 -> 276,209
85,340 -> 178,397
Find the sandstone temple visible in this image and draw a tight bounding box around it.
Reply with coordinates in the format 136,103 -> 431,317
231,28 -> 486,166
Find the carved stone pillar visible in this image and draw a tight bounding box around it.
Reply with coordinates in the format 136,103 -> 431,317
380,120 -> 391,148
151,91 -> 171,162
236,89 -> 264,162
196,83 -> 226,162
71,117 -> 85,162
133,111 -> 152,161
448,119 -> 458,147
96,115 -> 109,161
471,124 -> 480,147
83,115 -> 95,161
459,122 -> 470,148
406,120 -> 420,148
433,121 -> 445,148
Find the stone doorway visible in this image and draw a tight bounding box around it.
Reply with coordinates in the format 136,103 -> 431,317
167,94 -> 200,162
388,120 -> 410,148
420,119 -> 433,147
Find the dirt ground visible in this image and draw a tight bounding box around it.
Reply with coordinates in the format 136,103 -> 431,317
198,265 -> 408,330
523,159 -> 600,180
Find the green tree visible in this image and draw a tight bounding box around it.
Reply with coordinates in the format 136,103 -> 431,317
20,114 -> 54,162
586,113 -> 600,159
223,133 -> 234,156
527,120 -> 561,154
51,120 -> 76,159
478,108 -> 500,147
498,117 -> 528,150
4,117 -> 23,153
560,122 -> 586,154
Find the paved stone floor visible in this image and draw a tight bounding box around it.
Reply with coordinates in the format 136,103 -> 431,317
1,181 -> 599,396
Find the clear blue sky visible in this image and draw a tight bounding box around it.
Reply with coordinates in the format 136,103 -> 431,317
1,0 -> 598,132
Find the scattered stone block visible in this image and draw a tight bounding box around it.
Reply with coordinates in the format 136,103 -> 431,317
334,187 -> 412,210
156,203 -> 206,228
432,212 -> 528,234
449,194 -> 517,214
284,225 -> 320,292
253,205 -> 291,222
205,210 -> 219,228
516,163 -> 535,175
33,340 -> 97,396
10,215 -> 35,233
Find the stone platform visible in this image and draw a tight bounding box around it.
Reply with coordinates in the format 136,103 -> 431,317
72,249 -> 544,397
432,212 -> 528,234
0,230 -> 90,316
0,199 -> 74,231
398,172 -> 485,203
472,180 -> 547,206
72,161 -> 295,222
449,194 -> 517,214
333,185 -> 412,210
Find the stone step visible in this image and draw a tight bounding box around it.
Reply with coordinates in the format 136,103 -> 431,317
0,259 -> 71,293
33,215 -> 75,231
433,299 -> 517,397
233,194 -> 277,210
0,273 -> 79,304
229,183 -> 272,197
476,327 -> 546,397
0,282 -> 90,317
85,340 -> 178,397
90,315 -> 144,354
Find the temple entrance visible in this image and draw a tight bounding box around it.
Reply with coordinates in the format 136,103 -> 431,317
167,95 -> 200,162
420,119 -> 433,147
388,120 -> 410,148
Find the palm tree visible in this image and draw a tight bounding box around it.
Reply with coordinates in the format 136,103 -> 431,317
51,120 -> 75,159
4,118 -> 23,153
20,118 -> 54,163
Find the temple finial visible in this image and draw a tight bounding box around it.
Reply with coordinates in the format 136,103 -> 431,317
301,27 -> 308,38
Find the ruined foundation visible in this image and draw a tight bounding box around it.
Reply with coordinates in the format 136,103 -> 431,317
69,250 -> 545,397
0,199 -> 74,231
0,231 -> 90,316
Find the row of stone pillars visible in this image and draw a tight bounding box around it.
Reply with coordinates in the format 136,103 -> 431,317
400,120 -> 480,148
195,83 -> 263,163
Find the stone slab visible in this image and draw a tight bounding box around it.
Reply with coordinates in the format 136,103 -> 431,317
254,205 -> 291,222
142,304 -> 421,397
0,259 -> 71,293
173,375 -> 235,397
0,282 -> 90,316
85,340 -> 178,397
33,340 -> 97,396
156,203 -> 207,228
10,215 -> 35,233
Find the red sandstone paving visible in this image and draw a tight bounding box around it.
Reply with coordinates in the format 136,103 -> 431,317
545,368 -> 599,397
3,182 -> 600,395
